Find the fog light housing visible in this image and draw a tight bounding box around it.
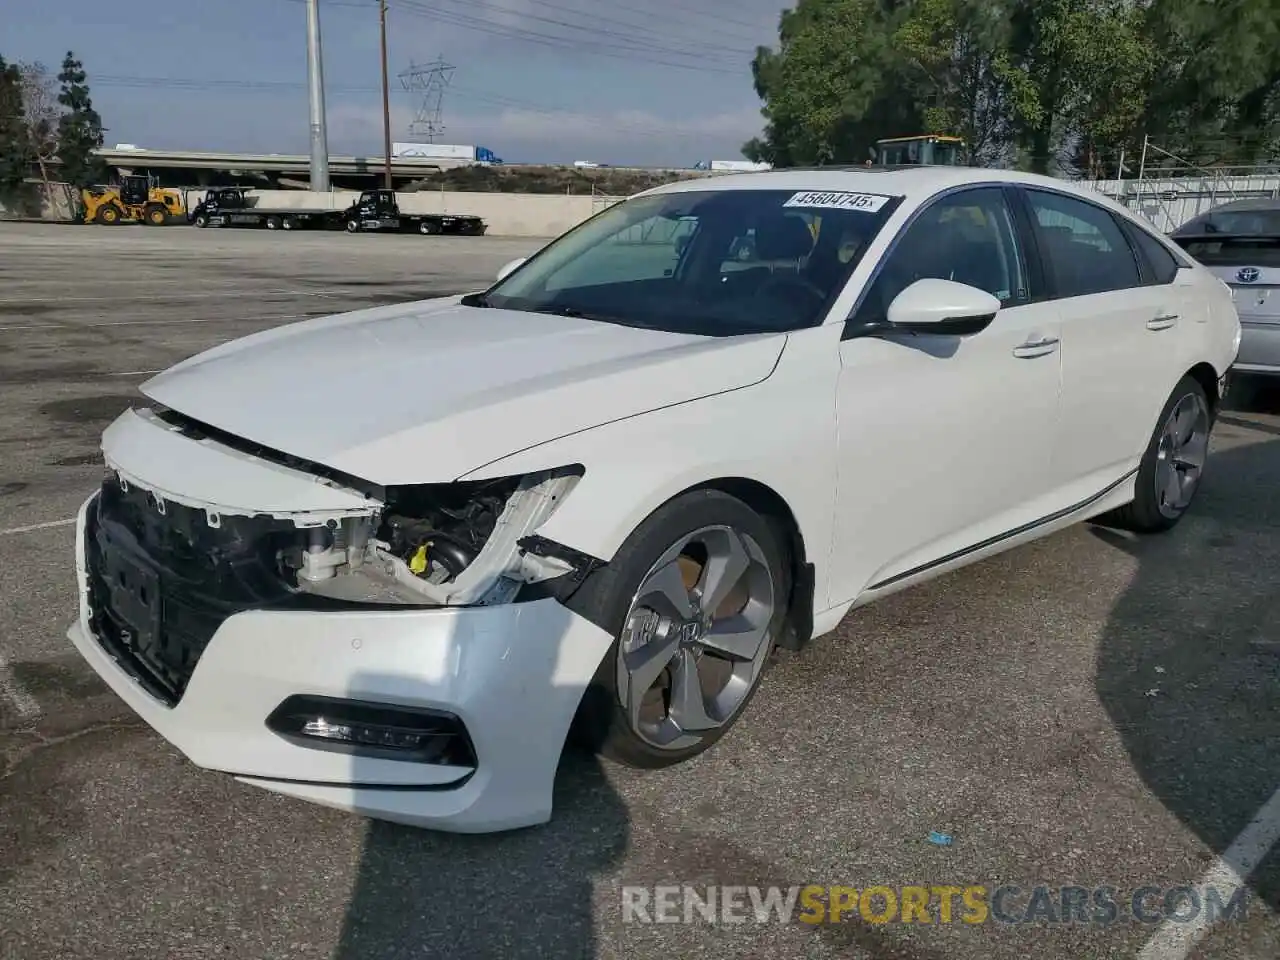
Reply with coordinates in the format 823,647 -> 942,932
266,695 -> 477,767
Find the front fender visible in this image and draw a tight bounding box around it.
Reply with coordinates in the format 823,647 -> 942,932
459,325 -> 845,612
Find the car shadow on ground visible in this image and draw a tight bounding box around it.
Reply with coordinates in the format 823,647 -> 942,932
334,746 -> 627,960
1092,383 -> 1280,916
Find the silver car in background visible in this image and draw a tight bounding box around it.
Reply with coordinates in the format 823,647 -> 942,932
1172,198 -> 1280,380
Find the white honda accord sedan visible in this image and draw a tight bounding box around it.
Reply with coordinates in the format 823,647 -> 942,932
68,167 -> 1241,832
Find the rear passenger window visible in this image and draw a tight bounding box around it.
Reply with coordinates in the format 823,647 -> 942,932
1125,222 -> 1182,284
1025,189 -> 1141,297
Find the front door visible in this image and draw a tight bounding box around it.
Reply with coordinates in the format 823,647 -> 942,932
828,185 -> 1064,605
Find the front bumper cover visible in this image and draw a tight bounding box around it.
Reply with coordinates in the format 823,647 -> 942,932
68,491 -> 616,832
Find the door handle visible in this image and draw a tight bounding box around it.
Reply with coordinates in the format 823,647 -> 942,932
1147,313 -> 1179,331
1012,336 -> 1059,359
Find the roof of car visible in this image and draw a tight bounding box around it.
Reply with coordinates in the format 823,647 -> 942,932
1187,196 -> 1280,214
640,165 -> 1116,205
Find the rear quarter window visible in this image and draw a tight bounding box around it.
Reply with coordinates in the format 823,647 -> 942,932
1124,221 -> 1183,284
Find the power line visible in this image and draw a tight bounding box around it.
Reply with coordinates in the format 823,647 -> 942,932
85,73 -> 756,143
387,0 -> 749,75
277,0 -> 762,62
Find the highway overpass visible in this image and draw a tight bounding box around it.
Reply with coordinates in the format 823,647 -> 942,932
94,147 -> 478,188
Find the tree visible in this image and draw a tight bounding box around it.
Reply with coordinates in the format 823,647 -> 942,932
1002,0 -> 1156,175
56,51 -> 106,187
1136,0 -> 1280,166
17,61 -> 60,206
744,0 -> 921,167
0,55 -> 31,207
892,0 -> 1023,166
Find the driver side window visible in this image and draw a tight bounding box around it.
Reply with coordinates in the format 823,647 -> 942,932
857,188 -> 1030,323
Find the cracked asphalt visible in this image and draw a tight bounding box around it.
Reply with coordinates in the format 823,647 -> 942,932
1,221 -> 1278,960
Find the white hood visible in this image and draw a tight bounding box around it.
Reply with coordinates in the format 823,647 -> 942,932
140,298 -> 787,485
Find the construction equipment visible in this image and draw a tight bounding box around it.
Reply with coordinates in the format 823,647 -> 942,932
873,135 -> 966,167
81,175 -> 187,226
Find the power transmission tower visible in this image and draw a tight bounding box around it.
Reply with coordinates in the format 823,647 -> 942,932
398,57 -> 454,142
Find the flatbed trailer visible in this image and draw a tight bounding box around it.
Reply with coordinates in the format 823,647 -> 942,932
339,189 -> 487,236
189,187 -> 332,231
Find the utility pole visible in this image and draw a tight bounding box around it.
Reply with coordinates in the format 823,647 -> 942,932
379,0 -> 394,189
305,0 -> 331,192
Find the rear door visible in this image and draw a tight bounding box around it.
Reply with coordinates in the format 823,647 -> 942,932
1171,220 -> 1280,376
1017,187 -> 1191,500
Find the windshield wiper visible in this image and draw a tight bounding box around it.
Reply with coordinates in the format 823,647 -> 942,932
529,305 -> 626,322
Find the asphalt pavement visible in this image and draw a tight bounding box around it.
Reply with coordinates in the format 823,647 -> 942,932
0,220 -> 1277,960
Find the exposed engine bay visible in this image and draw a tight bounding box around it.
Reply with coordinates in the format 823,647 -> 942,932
96,407 -> 597,612
288,469 -> 590,606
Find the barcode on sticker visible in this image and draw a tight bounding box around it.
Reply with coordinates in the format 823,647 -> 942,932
783,191 -> 891,212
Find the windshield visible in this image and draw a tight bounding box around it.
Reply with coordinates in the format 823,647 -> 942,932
473,188 -> 900,335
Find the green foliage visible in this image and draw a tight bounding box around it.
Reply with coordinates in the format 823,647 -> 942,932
55,51 -> 106,188
0,55 -> 31,204
747,0 -> 1280,174
745,0 -> 921,166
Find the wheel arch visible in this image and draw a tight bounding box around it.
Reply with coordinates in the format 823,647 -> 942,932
686,477 -> 814,650
552,475 -> 817,653
1184,361 -> 1221,415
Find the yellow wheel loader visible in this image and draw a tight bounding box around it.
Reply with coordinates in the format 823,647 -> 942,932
81,175 -> 187,226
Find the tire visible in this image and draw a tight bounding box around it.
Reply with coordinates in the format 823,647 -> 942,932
419,220 -> 441,235
1098,375 -> 1212,533
97,204 -> 121,225
145,204 -> 168,226
345,219 -> 360,233
193,214 -> 208,228
266,215 -> 281,230
570,489 -> 791,769
281,216 -> 296,231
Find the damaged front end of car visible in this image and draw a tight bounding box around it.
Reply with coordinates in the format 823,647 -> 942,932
85,405 -> 602,707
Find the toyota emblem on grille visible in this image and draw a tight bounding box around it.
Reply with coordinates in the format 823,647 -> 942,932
1237,266 -> 1261,283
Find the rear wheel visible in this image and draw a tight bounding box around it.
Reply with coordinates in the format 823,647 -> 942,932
572,489 -> 790,768
265,215 -> 281,230
97,204 -> 121,225
419,220 -> 441,235
1098,375 -> 1211,533
145,204 -> 168,226
281,216 -> 296,231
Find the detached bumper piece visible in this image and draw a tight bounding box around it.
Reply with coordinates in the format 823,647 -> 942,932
85,475 -> 297,707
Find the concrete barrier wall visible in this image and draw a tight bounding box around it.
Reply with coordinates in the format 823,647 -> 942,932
233,189 -> 619,237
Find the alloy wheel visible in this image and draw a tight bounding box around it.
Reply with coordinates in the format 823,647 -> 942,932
616,524 -> 776,751
1155,390 -> 1210,519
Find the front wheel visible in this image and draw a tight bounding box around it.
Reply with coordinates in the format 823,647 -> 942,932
572,489 -> 790,768
345,219 -> 360,233
193,213 -> 208,228
1098,375 -> 1212,533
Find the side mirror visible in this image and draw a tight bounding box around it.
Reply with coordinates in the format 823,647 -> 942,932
885,278 -> 1000,335
496,257 -> 526,282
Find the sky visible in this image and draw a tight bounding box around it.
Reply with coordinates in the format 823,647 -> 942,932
0,0 -> 788,167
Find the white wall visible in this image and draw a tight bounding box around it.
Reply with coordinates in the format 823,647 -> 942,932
234,189 -> 617,237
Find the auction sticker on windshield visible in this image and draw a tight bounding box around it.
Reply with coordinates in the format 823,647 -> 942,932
784,191 -> 893,213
